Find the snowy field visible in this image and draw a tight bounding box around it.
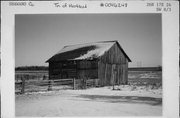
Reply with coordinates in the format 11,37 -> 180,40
16,85 -> 162,117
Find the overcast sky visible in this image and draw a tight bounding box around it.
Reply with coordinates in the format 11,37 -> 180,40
15,14 -> 162,67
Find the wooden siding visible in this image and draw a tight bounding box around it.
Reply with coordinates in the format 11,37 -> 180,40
98,62 -> 128,86
99,43 -> 127,64
49,61 -> 77,79
49,60 -> 98,80
98,43 -> 128,86
77,60 -> 98,79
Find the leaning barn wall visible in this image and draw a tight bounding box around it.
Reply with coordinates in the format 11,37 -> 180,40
49,61 -> 77,79
49,62 -> 62,79
77,60 -> 98,79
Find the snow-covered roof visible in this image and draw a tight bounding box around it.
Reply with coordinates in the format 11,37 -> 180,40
46,41 -> 131,62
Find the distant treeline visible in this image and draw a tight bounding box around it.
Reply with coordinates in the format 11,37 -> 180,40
15,66 -> 48,71
16,66 -> 162,71
128,67 -> 162,71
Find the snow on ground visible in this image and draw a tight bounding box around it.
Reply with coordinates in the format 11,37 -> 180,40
16,86 -> 162,117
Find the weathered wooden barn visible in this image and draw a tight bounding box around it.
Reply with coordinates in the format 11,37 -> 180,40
46,41 -> 131,86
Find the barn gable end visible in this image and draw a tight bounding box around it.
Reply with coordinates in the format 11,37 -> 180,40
99,42 -> 130,64
98,42 -> 129,86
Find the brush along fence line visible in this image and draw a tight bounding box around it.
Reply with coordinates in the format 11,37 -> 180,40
15,78 -> 100,94
128,71 -> 162,86
128,78 -> 162,86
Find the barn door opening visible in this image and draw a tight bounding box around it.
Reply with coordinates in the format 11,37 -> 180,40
111,64 -> 117,86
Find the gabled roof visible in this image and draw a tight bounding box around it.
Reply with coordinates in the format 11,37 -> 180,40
46,41 -> 131,62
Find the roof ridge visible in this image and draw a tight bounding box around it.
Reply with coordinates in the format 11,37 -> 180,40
63,40 -> 117,48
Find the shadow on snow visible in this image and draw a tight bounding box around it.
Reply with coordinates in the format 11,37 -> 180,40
75,94 -> 162,106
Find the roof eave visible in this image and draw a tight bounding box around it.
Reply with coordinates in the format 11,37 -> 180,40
115,41 -> 132,63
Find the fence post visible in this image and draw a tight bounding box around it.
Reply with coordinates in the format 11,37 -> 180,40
43,75 -> 46,80
21,77 -> 25,94
48,80 -> 52,91
85,78 -> 87,89
73,78 -> 75,90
